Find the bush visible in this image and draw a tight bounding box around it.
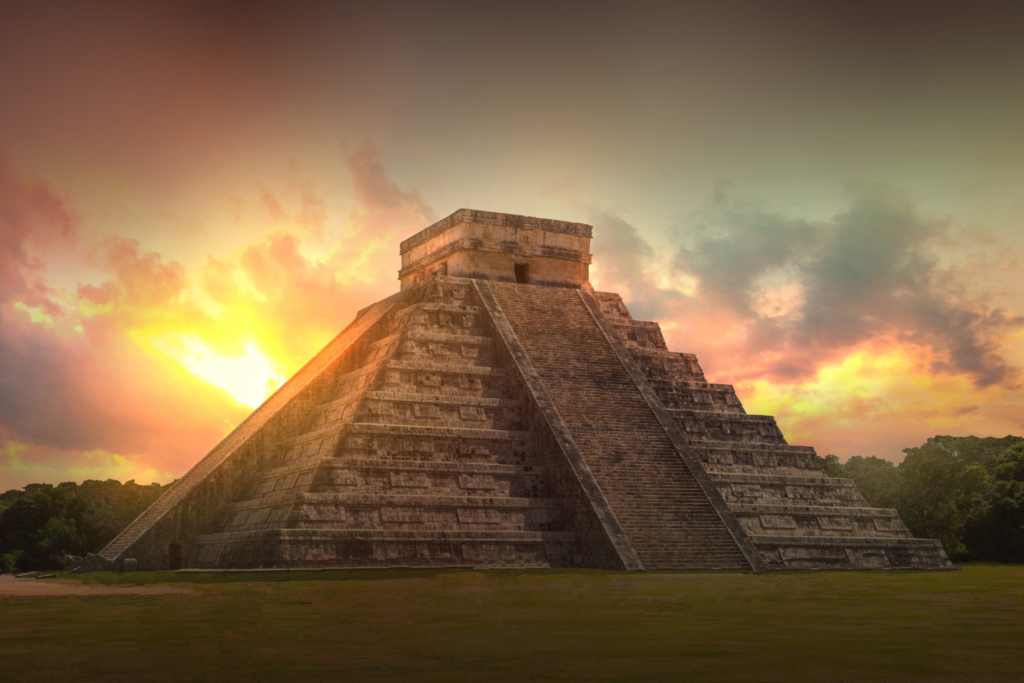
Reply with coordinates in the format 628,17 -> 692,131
1,549 -> 23,573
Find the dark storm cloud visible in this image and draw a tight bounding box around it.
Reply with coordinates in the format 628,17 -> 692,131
674,189 -> 817,316
673,185 -> 1024,387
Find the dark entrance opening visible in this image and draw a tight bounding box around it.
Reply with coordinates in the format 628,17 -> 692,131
168,543 -> 182,570
514,263 -> 530,284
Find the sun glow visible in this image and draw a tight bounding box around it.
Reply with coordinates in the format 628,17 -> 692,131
177,339 -> 285,408
735,340 -> 1007,449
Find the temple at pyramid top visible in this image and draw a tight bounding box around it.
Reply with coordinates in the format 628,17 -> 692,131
399,208 -> 593,290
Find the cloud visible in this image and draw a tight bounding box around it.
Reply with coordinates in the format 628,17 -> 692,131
0,157 -> 78,310
99,236 -> 189,307
674,189 -> 817,316
671,184 -> 1024,387
346,142 -> 436,222
590,212 -> 686,321
0,163 -> 246,478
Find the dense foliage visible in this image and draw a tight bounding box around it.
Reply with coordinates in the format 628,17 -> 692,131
823,435 -> 1024,561
0,479 -> 170,572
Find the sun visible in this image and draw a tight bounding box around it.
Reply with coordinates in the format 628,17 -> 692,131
179,340 -> 285,408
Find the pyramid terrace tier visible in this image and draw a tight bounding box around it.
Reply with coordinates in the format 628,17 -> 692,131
287,390 -> 523,444
371,331 -> 500,366
709,472 -> 871,508
642,378 -> 746,413
692,442 -> 823,476
668,409 -> 787,444
328,358 -> 512,399
188,528 -> 579,569
214,491 -> 567,533
607,320 -> 676,354
750,536 -> 953,569
311,392 -> 522,433
243,456 -> 555,504
733,504 -> 912,539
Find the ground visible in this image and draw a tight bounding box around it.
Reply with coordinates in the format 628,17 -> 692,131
1,565 -> 1021,682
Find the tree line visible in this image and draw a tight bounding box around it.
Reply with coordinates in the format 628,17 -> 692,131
822,435 -> 1024,562
0,479 -> 170,572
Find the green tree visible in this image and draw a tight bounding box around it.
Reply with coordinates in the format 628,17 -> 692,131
36,516 -> 86,557
963,442 -> 1024,562
833,456 -> 901,510
820,454 -> 843,478
896,440 -> 995,557
994,442 -> 1024,483
69,479 -> 169,549
0,487 -> 93,570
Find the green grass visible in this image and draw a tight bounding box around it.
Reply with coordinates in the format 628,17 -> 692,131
2,565 -> 1023,682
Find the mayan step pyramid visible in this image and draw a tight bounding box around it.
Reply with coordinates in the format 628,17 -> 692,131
100,209 -> 952,571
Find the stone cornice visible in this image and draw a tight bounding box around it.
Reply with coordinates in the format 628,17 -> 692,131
400,209 -> 593,254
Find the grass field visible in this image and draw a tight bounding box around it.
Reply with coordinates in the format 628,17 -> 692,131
2,565 -> 1022,682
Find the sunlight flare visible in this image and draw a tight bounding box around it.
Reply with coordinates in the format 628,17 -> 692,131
178,339 -> 284,408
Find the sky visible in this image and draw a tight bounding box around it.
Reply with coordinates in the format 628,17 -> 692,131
1,0 -> 1023,490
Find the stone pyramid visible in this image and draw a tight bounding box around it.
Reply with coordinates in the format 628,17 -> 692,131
100,209 -> 952,571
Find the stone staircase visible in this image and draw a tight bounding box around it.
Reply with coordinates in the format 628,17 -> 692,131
488,282 -> 750,570
591,291 -> 952,569
186,279 -> 577,569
